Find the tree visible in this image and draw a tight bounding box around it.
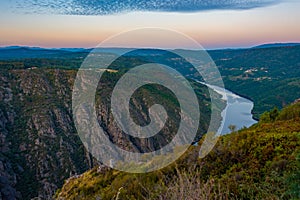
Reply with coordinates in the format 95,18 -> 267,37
228,124 -> 236,133
269,107 -> 279,121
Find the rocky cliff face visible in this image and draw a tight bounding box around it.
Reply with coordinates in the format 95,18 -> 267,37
0,68 -> 212,200
0,72 -> 21,200
0,69 -> 94,199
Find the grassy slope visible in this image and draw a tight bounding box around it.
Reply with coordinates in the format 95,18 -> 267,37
55,102 -> 300,200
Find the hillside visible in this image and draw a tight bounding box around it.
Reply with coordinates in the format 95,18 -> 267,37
253,43 -> 300,49
209,45 -> 300,118
0,69 -> 92,199
0,67 -> 215,199
56,102 -> 300,200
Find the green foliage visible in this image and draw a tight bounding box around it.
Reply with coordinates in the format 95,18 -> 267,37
260,107 -> 279,123
277,102 -> 300,121
269,107 -> 279,121
285,153 -> 300,199
260,111 -> 272,123
260,103 -> 300,123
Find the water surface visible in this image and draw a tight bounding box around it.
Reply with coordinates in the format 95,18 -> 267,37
202,82 -> 258,134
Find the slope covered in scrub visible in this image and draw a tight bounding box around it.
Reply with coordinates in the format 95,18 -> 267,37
56,102 -> 300,200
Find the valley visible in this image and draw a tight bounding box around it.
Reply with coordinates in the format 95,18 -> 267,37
0,44 -> 299,199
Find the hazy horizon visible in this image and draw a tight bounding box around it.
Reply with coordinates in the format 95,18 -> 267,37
1,0 -> 300,49
1,41 -> 300,51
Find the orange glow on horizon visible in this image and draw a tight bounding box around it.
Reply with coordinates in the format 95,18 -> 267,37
0,2 -> 300,49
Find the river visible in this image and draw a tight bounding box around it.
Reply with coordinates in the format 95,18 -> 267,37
200,82 -> 258,134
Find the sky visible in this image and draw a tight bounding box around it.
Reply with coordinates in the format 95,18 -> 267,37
0,0 -> 300,49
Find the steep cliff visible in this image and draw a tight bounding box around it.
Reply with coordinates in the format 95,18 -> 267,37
0,69 -> 94,199
0,68 -> 214,199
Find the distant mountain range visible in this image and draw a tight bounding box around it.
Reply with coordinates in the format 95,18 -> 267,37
0,46 -> 139,59
0,46 -> 90,52
253,43 -> 300,49
1,42 -> 300,60
0,46 -> 90,60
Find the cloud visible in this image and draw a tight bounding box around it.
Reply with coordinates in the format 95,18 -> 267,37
18,0 -> 281,15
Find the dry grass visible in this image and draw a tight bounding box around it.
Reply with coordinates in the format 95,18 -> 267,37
141,166 -> 232,200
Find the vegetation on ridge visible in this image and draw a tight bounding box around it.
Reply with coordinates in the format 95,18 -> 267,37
55,102 -> 300,200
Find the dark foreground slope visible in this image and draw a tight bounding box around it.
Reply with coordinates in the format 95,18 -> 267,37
56,102 -> 300,200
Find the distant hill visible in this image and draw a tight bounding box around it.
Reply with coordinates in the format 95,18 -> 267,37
0,46 -> 140,59
1,43 -> 300,59
52,48 -> 90,52
0,46 -> 90,60
253,43 -> 300,49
